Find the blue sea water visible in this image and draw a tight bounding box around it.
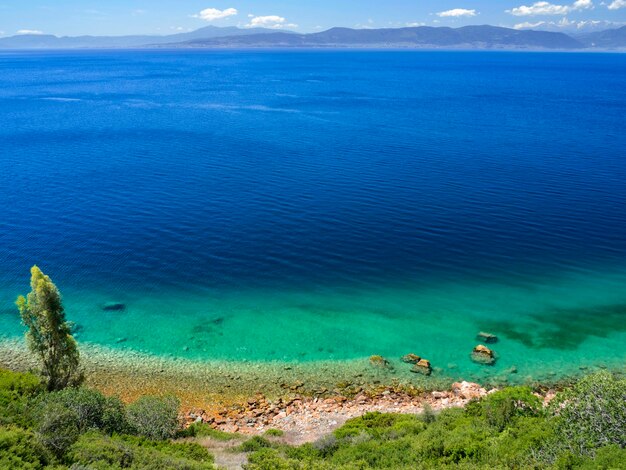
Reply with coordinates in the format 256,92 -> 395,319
0,50 -> 625,383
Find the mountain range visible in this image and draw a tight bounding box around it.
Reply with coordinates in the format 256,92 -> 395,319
0,26 -> 284,49
1,25 -> 625,50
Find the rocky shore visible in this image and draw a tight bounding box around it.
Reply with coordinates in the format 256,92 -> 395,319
0,336 -> 590,440
183,381 -> 512,444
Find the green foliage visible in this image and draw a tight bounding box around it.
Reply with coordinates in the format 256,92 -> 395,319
238,436 -> 272,452
0,369 -> 42,395
264,428 -> 284,437
0,425 -> 52,469
577,445 -> 626,469
419,403 -> 436,424
414,409 -> 493,464
0,369 -> 42,428
177,422 -> 240,441
0,368 -> 624,469
126,395 -> 181,441
244,448 -> 300,470
35,402 -> 81,458
241,396 -> 567,469
334,412 -> 425,440
551,371 -> 626,456
16,266 -> 82,391
36,387 -> 128,435
311,434 -> 339,457
68,431 -> 215,469
485,416 -> 555,468
467,386 -> 542,430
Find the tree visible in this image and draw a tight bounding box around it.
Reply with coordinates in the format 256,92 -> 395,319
16,266 -> 82,391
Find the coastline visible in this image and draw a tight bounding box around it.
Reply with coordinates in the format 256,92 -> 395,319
1,337 -> 621,443
0,337 -> 613,408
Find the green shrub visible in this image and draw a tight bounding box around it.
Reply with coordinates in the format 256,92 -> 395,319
264,428 -> 284,437
0,369 -> 42,395
312,434 -> 339,457
0,369 -> 42,428
581,445 -> 626,469
239,435 -> 272,452
69,431 -> 215,469
35,402 -> 80,458
36,387 -> 128,435
120,434 -> 215,463
419,403 -> 437,424
551,371 -> 626,456
0,425 -> 52,469
244,448 -> 299,470
468,386 -> 542,431
177,422 -> 239,440
334,412 -> 425,440
486,416 -> 555,467
68,431 -> 134,468
126,395 -> 181,440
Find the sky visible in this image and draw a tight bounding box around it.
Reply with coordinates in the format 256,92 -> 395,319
0,1 -> 625,37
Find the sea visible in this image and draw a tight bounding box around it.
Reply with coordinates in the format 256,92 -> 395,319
1,50 -> 625,384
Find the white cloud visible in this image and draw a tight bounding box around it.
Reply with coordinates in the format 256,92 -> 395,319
508,1 -> 593,16
17,29 -> 44,35
437,9 -> 478,18
194,7 -> 238,22
406,22 -> 426,27
246,15 -> 297,29
608,0 -> 626,9
513,16 -> 624,31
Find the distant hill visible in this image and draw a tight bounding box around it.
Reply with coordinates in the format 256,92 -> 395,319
2,24 -> 625,50
0,26 -> 290,49
172,25 -> 584,50
577,26 -> 626,48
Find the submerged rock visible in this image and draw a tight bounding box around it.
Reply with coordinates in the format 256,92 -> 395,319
369,355 -> 391,368
411,359 -> 432,375
477,331 -> 498,344
103,302 -> 125,312
401,353 -> 421,364
471,344 -> 496,365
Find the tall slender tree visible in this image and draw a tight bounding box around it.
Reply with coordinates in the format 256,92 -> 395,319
16,266 -> 82,391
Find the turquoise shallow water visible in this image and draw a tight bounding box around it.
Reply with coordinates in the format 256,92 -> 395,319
0,50 -> 625,384
2,265 -> 626,384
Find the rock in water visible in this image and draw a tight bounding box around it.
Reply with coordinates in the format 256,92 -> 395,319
401,353 -> 421,364
369,355 -> 391,368
411,359 -> 432,375
477,331 -> 498,344
103,302 -> 125,311
471,344 -> 496,365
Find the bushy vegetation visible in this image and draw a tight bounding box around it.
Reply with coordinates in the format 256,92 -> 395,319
126,395 -> 180,440
550,371 -> 626,457
0,368 -> 625,469
0,368 -> 212,469
68,432 -> 214,469
0,369 -> 42,428
243,379 -> 626,470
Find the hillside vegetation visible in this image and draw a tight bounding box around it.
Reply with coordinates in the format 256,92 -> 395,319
1,368 -> 625,469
